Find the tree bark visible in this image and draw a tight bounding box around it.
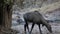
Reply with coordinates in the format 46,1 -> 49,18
0,0 -> 17,34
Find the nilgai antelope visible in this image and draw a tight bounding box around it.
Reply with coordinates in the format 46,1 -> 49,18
23,11 -> 52,34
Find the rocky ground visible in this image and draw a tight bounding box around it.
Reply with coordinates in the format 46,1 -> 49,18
11,22 -> 60,34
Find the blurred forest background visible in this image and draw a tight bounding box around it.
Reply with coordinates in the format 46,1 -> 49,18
12,0 -> 60,34
12,0 -> 60,25
0,0 -> 60,34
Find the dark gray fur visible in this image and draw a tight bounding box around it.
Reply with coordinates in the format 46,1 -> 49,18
23,11 -> 52,34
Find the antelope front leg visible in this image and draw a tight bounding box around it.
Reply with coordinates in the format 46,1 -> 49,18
26,23 -> 29,32
29,23 -> 35,34
24,24 -> 27,34
38,24 -> 42,34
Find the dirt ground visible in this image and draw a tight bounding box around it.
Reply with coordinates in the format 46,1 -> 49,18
11,22 -> 60,34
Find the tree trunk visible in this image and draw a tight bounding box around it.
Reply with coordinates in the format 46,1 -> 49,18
3,6 -> 12,28
0,0 -> 18,34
